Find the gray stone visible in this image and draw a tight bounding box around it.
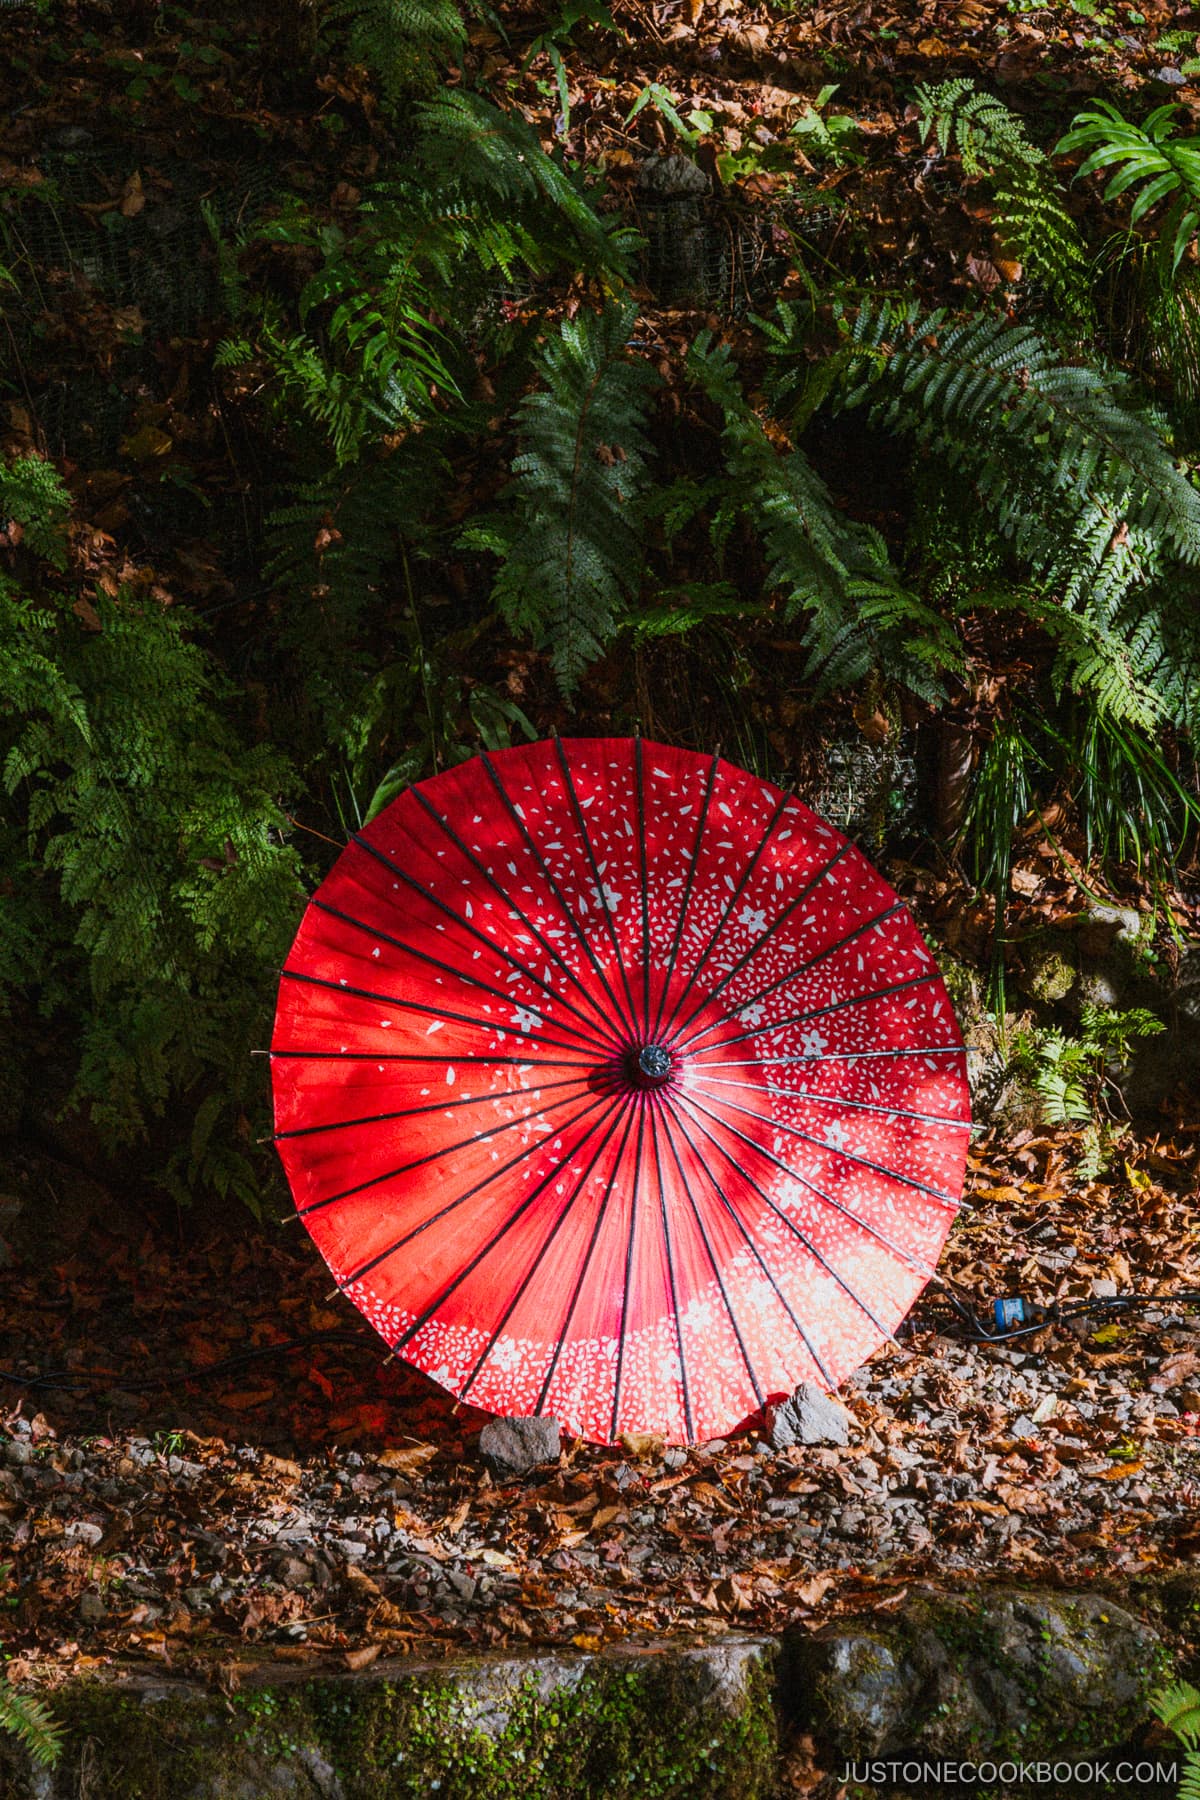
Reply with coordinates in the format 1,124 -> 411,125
0,1634 -> 780,1797
478,1415 -> 561,1479
766,1383 -> 852,1450
1154,66 -> 1186,85
446,1568 -> 477,1602
78,1591 -> 106,1624
791,1587 -> 1166,1759
64,1520 -> 103,1547
4,1440 -> 33,1467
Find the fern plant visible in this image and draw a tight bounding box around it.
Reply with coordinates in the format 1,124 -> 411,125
688,331 -> 959,698
1056,100 -> 1200,274
915,78 -> 1090,317
0,1684 -> 62,1771
1151,1681 -> 1200,1800
463,298 -> 658,694
319,0 -> 466,103
765,296 -> 1200,731
1016,1004 -> 1164,1126
215,92 -> 631,468
1,456 -> 304,1206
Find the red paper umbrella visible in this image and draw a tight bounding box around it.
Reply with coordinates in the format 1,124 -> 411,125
271,737 -> 970,1446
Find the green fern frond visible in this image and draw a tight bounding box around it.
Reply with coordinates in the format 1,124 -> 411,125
774,298 -> 1200,726
0,457 -> 71,568
623,581 -> 749,640
915,79 -> 1090,315
1152,1680 -> 1200,1750
413,90 -> 629,277
463,299 -> 657,695
320,0 -> 466,102
0,1683 -> 63,1769
690,331 -> 960,700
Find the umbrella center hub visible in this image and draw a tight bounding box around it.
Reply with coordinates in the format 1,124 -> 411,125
632,1044 -> 673,1087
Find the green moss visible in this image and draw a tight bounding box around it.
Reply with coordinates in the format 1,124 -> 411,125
0,1645 -> 777,1800
1020,938 -> 1077,1005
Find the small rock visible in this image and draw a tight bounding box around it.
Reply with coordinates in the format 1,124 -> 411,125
446,1568 -> 477,1602
78,1591 -> 106,1625
766,1383 -> 852,1450
478,1415 -> 561,1479
1154,66 -> 1186,86
5,1440 -> 33,1467
272,1554 -> 315,1589
65,1520 -> 103,1547
49,125 -> 94,150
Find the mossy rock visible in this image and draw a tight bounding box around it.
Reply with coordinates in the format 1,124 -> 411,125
0,1637 -> 778,1800
788,1586 -> 1172,1762
1018,936 -> 1078,1005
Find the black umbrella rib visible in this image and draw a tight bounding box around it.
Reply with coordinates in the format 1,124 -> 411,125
297,1084 -> 608,1223
684,970 -> 942,1058
674,1088 -> 941,1284
551,736 -> 642,1039
610,1102 -> 647,1442
649,1100 -> 695,1443
458,1104 -> 630,1401
534,1107 -> 640,1418
400,779 -> 628,1048
657,1103 -> 838,1391
683,1084 -> 959,1210
274,1071 -> 588,1141
389,1092 -> 627,1358
636,739 -> 651,1035
331,1089 -> 616,1285
336,845 -> 623,1055
693,1075 -> 972,1133
673,900 -> 906,1056
653,1108 -> 768,1409
479,750 -> 639,1046
654,788 -> 790,1046
667,1097 -> 903,1349
697,1047 -> 964,1068
666,843 -> 853,1048
278,967 -> 592,1061
648,752 -> 720,1045
312,897 -> 616,1059
269,1050 -> 594,1068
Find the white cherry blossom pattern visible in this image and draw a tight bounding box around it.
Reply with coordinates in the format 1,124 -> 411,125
271,737 -> 970,1446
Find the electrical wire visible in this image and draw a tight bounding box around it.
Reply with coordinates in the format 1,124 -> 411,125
909,1285 -> 1200,1344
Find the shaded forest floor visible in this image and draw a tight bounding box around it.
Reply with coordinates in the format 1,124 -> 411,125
3,1108 -> 1200,1691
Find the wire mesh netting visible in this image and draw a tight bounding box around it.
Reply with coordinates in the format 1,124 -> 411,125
630,156 -> 845,313
810,728 -> 922,853
3,144 -> 278,572
4,146 -> 276,340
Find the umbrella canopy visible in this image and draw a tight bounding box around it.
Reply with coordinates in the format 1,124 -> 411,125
270,737 -> 970,1445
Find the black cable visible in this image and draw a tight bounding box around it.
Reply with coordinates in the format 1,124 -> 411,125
909,1287 -> 1200,1344
0,1331 -> 390,1396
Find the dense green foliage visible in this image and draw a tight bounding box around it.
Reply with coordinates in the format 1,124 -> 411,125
2,3 -> 1199,1202
0,460 -> 302,1204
